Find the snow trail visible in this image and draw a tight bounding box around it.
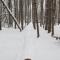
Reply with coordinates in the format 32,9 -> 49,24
17,23 -> 60,60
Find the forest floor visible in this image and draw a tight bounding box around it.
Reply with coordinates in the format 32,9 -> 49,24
0,23 -> 60,60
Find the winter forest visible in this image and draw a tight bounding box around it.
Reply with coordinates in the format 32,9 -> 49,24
0,0 -> 60,60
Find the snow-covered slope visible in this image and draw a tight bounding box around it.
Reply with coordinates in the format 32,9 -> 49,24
0,23 -> 60,60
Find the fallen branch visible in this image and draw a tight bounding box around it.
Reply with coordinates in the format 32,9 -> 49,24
1,0 -> 21,31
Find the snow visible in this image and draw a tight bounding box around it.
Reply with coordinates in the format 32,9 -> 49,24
0,28 -> 24,60
0,23 -> 60,60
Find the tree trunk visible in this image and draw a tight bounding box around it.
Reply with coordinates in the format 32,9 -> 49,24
25,0 -> 27,25
40,0 -> 44,26
51,0 -> 56,36
0,0 -> 2,30
45,0 -> 49,30
58,0 -> 60,24
48,0 -> 52,33
8,0 -> 12,27
14,0 -> 19,29
32,0 -> 40,37
32,0 -> 36,29
19,0 -> 23,30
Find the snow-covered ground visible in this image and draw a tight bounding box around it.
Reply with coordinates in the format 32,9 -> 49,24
0,23 -> 60,60
0,28 -> 24,60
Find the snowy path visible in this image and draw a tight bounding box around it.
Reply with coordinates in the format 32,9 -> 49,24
0,23 -> 60,60
18,23 -> 60,60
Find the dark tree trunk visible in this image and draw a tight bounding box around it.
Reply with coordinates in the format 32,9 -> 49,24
45,0 -> 52,33
19,0 -> 23,30
45,0 -> 49,30
40,0 -> 44,26
32,0 -> 36,29
48,0 -> 52,33
25,0 -> 27,25
58,0 -> 60,24
0,0 -> 2,30
32,0 -> 40,37
51,0 -> 56,36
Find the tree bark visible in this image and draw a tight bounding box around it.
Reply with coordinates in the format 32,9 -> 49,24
0,0 -> 2,30
58,0 -> 60,24
32,0 -> 40,37
45,0 -> 49,30
51,0 -> 56,36
19,0 -> 23,30
48,0 -> 52,33
14,0 -> 19,28
40,0 -> 44,26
